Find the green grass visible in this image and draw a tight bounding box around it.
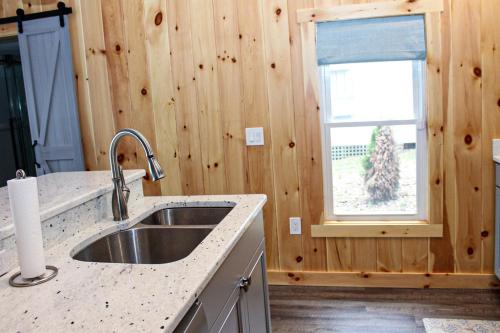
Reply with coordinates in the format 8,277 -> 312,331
331,149 -> 417,214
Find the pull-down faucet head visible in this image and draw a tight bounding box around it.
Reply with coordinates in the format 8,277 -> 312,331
147,155 -> 164,181
109,128 -> 164,221
109,128 -> 164,182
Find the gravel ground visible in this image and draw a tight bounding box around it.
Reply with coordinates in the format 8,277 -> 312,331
331,149 -> 417,215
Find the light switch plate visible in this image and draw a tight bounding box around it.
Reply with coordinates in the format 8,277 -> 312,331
289,217 -> 302,235
245,127 -> 264,146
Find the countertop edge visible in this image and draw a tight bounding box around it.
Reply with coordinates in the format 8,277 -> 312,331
39,169 -> 145,221
163,195 -> 268,332
0,170 -> 145,240
0,194 -> 268,333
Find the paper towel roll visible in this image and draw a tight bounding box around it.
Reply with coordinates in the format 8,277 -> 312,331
7,176 -> 46,279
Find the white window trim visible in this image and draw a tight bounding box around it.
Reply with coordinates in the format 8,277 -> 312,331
319,61 -> 428,222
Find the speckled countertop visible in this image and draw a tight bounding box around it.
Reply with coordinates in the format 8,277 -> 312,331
0,170 -> 145,239
0,194 -> 266,333
493,139 -> 500,164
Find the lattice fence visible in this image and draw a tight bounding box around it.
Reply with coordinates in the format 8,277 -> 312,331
332,143 -> 414,160
332,144 -> 368,160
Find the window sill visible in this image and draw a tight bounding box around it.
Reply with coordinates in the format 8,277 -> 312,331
312,220 -> 443,238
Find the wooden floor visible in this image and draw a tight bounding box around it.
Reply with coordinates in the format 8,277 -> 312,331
269,286 -> 500,333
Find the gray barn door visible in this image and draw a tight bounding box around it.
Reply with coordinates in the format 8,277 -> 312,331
17,16 -> 84,175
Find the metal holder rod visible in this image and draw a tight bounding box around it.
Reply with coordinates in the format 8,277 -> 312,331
9,265 -> 58,288
15,169 -> 26,179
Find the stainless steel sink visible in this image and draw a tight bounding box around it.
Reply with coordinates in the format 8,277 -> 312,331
139,207 -> 233,226
72,227 -> 212,264
72,206 -> 234,264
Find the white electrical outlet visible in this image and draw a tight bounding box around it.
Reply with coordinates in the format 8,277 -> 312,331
245,127 -> 264,146
289,217 -> 302,235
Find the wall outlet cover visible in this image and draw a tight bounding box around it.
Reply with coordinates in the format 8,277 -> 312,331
245,127 -> 264,146
289,217 -> 302,235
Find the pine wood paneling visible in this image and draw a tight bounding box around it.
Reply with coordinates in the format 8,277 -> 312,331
189,0 -> 226,195
2,0 -> 499,285
101,0 -> 137,171
429,0 -> 454,273
326,238 -> 352,271
143,0 -> 183,196
213,0 -> 248,195
351,238 -> 377,272
236,0 -> 280,269
65,0 -> 98,171
377,238 -> 402,272
403,238 -> 429,272
261,0 -> 303,271
122,1 -> 161,195
166,0 -> 205,195
22,0 -> 42,13
451,0 -> 482,274
315,0 -> 342,7
2,1 -> 19,17
79,0 -> 115,170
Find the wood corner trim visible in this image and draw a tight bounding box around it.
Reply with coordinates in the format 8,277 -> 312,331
297,0 -> 445,24
268,271 -> 500,289
311,221 -> 443,238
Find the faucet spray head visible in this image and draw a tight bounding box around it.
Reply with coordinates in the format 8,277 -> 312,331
147,155 -> 165,181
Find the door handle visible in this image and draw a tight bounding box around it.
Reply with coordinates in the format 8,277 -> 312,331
239,276 -> 252,292
32,140 -> 41,168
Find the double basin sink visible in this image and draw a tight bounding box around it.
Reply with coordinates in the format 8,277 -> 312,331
72,206 -> 233,265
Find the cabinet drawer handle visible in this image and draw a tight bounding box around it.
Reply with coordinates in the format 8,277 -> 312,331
239,276 -> 252,292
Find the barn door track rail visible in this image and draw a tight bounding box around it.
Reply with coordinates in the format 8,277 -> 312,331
0,2 -> 72,34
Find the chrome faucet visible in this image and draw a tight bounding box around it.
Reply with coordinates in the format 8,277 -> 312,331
109,128 -> 165,221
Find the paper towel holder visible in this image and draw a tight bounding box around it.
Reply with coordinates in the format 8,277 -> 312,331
8,169 -> 59,288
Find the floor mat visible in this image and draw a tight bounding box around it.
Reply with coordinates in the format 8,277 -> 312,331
423,318 -> 500,333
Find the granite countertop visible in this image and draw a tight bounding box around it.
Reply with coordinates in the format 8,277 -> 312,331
0,194 -> 267,333
0,170 -> 145,239
493,139 -> 500,164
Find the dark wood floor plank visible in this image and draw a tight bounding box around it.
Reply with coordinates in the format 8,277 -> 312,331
269,285 -> 500,332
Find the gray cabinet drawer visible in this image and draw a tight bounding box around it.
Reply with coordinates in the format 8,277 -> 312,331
173,300 -> 208,333
240,253 -> 268,333
200,212 -> 264,330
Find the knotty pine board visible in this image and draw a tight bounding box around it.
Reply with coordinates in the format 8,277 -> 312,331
2,0 -> 498,283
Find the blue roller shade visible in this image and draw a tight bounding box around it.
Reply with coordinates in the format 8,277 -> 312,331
316,15 -> 426,65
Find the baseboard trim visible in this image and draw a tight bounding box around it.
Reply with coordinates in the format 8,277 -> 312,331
268,270 -> 500,289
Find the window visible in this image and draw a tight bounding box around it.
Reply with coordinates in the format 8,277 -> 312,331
317,15 -> 428,221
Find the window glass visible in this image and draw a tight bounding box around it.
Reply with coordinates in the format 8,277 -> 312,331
321,60 -> 426,219
330,125 -> 417,216
325,61 -> 416,123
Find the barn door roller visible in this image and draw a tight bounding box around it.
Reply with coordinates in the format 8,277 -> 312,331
0,2 -> 72,34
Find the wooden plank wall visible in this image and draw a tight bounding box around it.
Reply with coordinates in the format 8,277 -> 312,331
2,0 -> 500,281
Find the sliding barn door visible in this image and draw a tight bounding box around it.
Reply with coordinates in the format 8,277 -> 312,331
17,16 -> 84,175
